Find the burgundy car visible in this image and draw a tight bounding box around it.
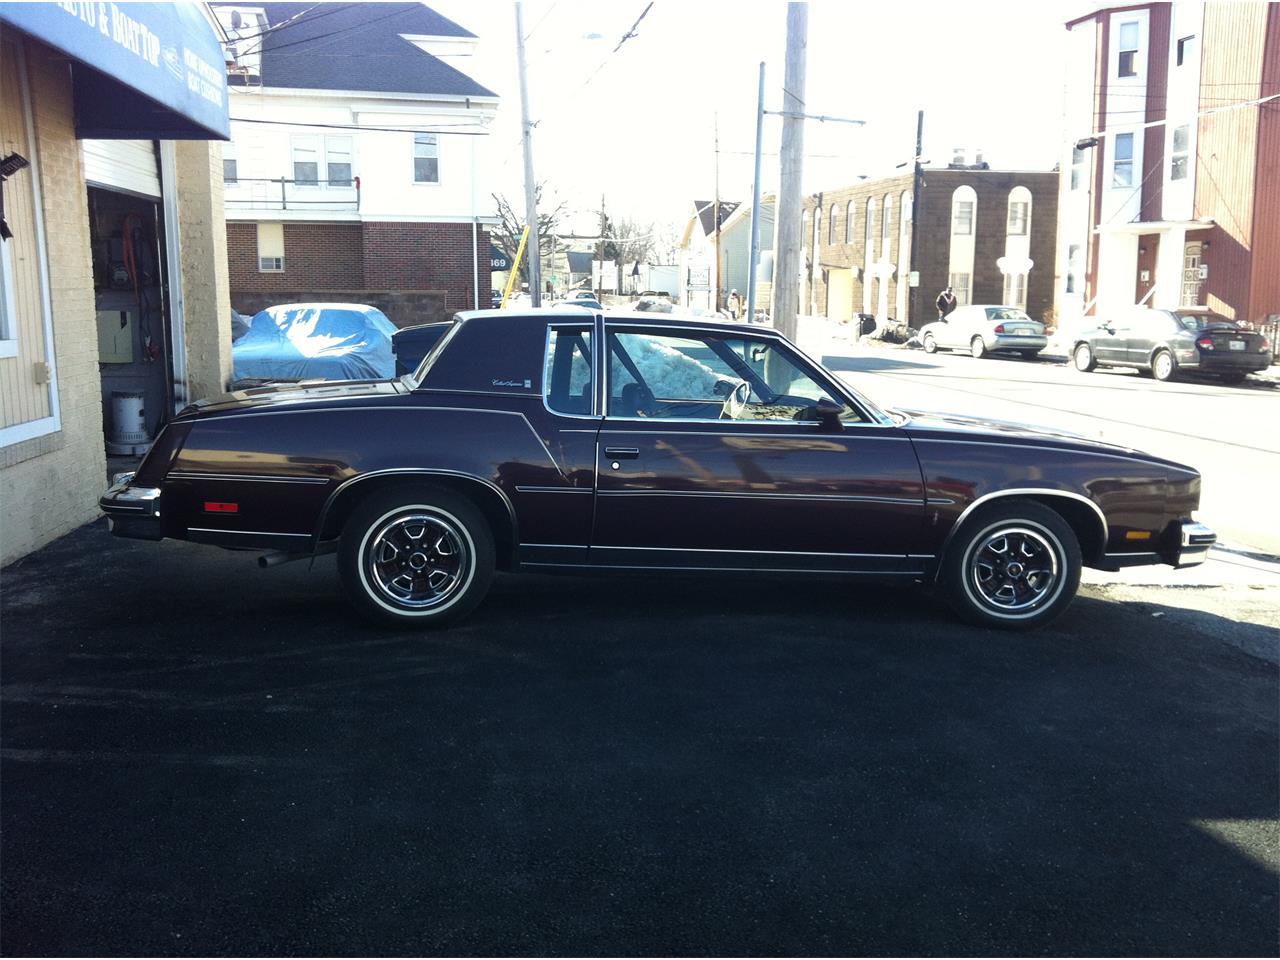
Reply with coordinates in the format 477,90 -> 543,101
101,310 -> 1216,630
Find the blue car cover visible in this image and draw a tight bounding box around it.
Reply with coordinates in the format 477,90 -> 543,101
232,303 -> 398,382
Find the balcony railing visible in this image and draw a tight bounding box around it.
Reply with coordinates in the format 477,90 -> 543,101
224,176 -> 361,212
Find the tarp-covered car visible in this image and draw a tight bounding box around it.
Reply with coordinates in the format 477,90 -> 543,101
232,303 -> 397,384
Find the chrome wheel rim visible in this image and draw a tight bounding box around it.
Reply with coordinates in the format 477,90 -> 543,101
365,512 -> 470,609
1154,353 -> 1172,379
967,525 -> 1061,615
1075,345 -> 1091,370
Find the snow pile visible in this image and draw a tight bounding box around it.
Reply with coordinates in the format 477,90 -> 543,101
615,335 -> 737,399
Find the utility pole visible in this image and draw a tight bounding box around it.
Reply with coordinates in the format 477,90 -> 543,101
908,109 -> 924,326
597,193 -> 606,301
772,2 -> 807,342
714,112 -> 721,314
515,3 -> 541,305
747,62 -> 765,325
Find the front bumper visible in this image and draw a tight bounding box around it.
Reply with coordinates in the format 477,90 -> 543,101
1173,520 -> 1216,568
99,472 -> 163,541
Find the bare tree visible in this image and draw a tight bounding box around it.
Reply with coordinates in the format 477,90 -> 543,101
492,184 -> 565,287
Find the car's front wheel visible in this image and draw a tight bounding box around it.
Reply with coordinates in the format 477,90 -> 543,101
923,333 -> 938,354
1073,342 -> 1096,372
339,486 -> 494,627
940,501 -> 1082,630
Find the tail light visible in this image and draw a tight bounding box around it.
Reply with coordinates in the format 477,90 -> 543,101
1196,336 -> 1214,350
994,324 -> 1006,334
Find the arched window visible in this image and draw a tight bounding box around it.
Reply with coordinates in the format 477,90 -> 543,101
865,197 -> 876,246
1006,185 -> 1032,236
813,207 -> 822,255
951,185 -> 977,236
882,194 -> 893,242
900,190 -> 912,236
829,204 -> 838,244
800,210 -> 807,250
846,200 -> 855,242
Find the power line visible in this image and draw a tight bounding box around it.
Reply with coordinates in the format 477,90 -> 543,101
228,116 -> 491,136
523,0 -> 559,41
1069,92 -> 1280,144
261,5 -> 420,56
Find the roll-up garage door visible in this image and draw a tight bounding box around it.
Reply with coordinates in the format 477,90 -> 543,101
81,140 -> 161,198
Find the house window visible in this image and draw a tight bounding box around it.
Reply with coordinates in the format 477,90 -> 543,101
952,198 -> 974,235
1170,124 -> 1190,181
1118,21 -> 1139,77
223,141 -> 238,184
1066,243 -> 1081,294
1176,34 -> 1195,67
949,272 -> 971,305
413,133 -> 439,183
812,207 -> 822,255
1112,132 -> 1134,187
845,200 -> 855,242
325,136 -> 352,187
0,236 -> 17,355
1070,146 -> 1086,191
828,204 -> 837,244
257,222 -> 284,272
291,136 -> 319,185
1003,272 -> 1027,309
881,194 -> 892,242
864,197 -> 875,245
1007,200 -> 1029,235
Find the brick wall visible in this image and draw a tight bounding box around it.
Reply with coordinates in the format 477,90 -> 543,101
1,39 -> 107,564
800,169 -> 1059,326
228,220 -> 493,323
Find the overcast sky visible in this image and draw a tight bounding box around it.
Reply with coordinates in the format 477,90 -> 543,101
429,0 -> 1081,234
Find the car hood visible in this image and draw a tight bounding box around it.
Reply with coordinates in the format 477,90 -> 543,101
177,379 -> 405,418
895,408 -> 1199,476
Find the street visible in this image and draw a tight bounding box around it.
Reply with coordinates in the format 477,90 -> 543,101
2,517 -> 1277,955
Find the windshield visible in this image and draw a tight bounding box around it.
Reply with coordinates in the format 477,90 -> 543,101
1174,313 -> 1234,332
986,308 -> 1033,321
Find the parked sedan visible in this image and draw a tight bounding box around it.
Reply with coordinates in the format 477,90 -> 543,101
102,309 -> 1214,632
921,305 -> 1048,359
1071,307 -> 1271,383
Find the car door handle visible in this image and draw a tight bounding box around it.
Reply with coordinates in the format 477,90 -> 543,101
603,447 -> 640,459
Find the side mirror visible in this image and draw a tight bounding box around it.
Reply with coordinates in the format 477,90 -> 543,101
814,397 -> 844,432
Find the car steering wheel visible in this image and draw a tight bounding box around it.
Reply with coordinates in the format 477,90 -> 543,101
720,379 -> 751,420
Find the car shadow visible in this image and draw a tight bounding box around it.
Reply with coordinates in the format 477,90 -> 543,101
2,522 -> 1276,955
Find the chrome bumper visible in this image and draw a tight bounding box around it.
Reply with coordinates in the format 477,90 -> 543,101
1174,521 -> 1216,568
100,472 -> 163,540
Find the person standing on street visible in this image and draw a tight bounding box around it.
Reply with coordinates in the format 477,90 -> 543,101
936,285 -> 957,321
728,289 -> 742,320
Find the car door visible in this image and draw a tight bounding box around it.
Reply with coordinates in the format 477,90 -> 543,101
1124,310 -> 1173,366
940,306 -> 969,348
1092,313 -> 1129,364
590,323 -> 929,574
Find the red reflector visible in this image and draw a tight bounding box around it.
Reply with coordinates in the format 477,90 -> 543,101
204,501 -> 239,513
994,324 -> 1006,334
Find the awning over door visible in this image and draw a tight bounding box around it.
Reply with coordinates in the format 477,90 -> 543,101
0,3 -> 230,140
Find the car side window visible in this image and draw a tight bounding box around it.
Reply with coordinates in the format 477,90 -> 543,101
606,329 -> 861,423
544,327 -> 593,416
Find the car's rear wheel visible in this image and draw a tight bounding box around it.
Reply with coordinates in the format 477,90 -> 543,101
923,333 -> 938,354
339,486 -> 494,627
1151,349 -> 1176,382
1073,342 -> 1096,372
940,501 -> 1082,630
970,336 -> 987,359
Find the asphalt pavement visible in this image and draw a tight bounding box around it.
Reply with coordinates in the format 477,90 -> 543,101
2,523 -> 1277,955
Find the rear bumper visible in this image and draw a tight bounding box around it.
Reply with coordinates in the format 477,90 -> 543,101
987,334 -> 1048,351
100,472 -> 163,541
1192,353 -> 1271,374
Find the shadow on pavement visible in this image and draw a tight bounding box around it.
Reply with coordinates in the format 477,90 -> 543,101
821,353 -> 939,373
2,522 -> 1276,955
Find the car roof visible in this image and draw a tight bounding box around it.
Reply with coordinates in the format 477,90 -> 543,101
455,308 -> 780,339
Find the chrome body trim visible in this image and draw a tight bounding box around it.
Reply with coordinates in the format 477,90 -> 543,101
595,489 -> 922,505
514,486 -> 592,494
521,562 -> 924,576
591,544 -> 911,558
168,472 -> 330,485
187,527 -> 310,538
100,476 -> 162,516
911,436 -> 1198,474
541,321 -> 602,421
933,488 -> 1109,582
1175,521 -> 1216,568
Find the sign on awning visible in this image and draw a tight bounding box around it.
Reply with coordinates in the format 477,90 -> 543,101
489,244 -> 511,270
0,2 -> 230,139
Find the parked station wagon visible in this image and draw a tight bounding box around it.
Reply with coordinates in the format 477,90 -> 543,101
102,310 -> 1215,630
